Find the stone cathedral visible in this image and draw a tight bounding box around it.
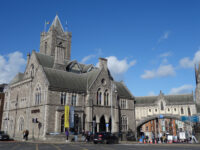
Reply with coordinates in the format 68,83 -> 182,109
1,15 -> 135,140
2,15 -> 200,141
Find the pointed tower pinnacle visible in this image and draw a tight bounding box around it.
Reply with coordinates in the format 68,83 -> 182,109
49,15 -> 64,34
40,15 -> 72,60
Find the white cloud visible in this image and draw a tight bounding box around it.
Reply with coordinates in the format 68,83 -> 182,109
158,31 -> 170,43
81,48 -> 102,63
148,91 -> 156,96
141,64 -> 175,79
81,54 -> 96,63
97,56 -> 136,81
179,50 -> 200,68
159,52 -> 172,58
0,51 -> 26,84
169,84 -> 193,95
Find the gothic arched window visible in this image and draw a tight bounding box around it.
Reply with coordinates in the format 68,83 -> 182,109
31,64 -> 34,77
161,101 -> 164,110
71,94 -> 76,106
104,90 -> 109,106
61,92 -> 66,105
97,88 -> 101,105
188,107 -> 191,116
45,42 -> 47,54
181,107 -> 184,114
35,86 -> 41,105
18,117 -> 24,131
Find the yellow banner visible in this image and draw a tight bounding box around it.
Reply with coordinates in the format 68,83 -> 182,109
64,105 -> 70,128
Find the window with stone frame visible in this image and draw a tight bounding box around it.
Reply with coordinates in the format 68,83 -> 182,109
188,107 -> 191,116
121,115 -> 128,132
35,86 -> 41,105
61,92 -> 66,105
18,117 -> 24,131
104,89 -> 109,106
71,94 -> 76,106
161,101 -> 164,110
97,88 -> 102,105
120,99 -> 127,109
181,107 -> 184,114
31,64 -> 34,77
44,42 -> 47,54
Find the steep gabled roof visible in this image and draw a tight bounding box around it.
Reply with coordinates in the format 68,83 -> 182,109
115,81 -> 134,99
43,67 -> 87,92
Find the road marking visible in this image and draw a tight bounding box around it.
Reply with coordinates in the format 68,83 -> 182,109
36,144 -> 39,150
51,144 -> 62,150
10,144 -> 21,150
69,144 -> 88,150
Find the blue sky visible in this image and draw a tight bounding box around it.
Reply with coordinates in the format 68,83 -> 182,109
0,0 -> 200,96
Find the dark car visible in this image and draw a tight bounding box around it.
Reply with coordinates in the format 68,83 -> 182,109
93,132 -> 118,144
0,131 -> 10,141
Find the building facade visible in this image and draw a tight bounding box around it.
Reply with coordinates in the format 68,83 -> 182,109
135,91 -> 197,139
1,15 -> 135,140
0,84 -> 7,130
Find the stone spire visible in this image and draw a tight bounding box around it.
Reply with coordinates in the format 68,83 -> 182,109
49,15 -> 64,34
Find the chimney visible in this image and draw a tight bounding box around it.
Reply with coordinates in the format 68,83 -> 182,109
99,58 -> 108,69
53,43 -> 65,70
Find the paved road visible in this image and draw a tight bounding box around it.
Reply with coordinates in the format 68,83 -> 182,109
0,142 -> 200,150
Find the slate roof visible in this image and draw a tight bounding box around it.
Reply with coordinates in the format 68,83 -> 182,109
115,82 -> 134,99
43,67 -> 87,92
9,51 -> 134,99
135,93 -> 195,106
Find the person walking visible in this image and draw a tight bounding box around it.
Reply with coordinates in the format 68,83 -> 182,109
23,130 -> 26,141
25,129 -> 29,141
65,128 -> 69,142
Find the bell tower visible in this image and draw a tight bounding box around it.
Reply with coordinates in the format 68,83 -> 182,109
40,15 -> 72,60
195,64 -> 200,105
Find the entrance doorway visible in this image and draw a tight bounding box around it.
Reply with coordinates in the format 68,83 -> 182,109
61,114 -> 64,133
99,116 -> 106,132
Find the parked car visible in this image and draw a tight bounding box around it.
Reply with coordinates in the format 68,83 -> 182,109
93,132 -> 119,144
0,131 -> 10,141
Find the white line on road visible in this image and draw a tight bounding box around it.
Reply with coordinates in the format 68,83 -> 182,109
51,144 -> 62,150
36,144 -> 39,150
